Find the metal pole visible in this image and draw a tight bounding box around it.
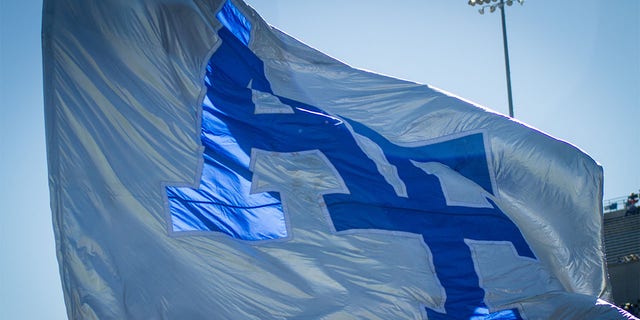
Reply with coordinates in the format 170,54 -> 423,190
499,0 -> 514,117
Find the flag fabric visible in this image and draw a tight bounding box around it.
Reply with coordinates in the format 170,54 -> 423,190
43,0 -> 633,319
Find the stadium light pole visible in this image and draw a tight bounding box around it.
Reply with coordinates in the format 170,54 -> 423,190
467,0 -> 524,118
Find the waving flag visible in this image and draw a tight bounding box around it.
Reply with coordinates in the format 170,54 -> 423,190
43,0 -> 632,319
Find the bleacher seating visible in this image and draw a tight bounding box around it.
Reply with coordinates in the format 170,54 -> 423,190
603,209 -> 640,265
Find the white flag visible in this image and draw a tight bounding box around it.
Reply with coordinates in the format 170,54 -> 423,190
43,0 -> 634,318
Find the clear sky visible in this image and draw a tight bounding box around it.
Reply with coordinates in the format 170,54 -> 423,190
0,0 -> 638,318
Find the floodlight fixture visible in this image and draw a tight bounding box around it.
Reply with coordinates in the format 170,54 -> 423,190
466,0 -> 525,118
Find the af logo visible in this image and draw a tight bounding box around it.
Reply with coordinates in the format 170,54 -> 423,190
165,3 -> 563,318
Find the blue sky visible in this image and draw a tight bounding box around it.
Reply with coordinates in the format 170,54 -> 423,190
1,0 -> 638,318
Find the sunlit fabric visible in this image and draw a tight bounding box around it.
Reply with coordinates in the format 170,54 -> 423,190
470,307 -> 519,320
43,0 -> 634,318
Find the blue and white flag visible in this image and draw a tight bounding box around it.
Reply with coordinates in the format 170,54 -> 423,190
43,0 -> 632,319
